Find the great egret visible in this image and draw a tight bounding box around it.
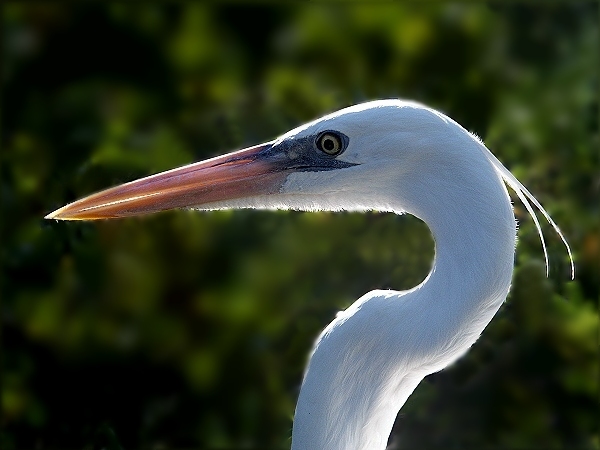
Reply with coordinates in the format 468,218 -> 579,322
46,100 -> 573,450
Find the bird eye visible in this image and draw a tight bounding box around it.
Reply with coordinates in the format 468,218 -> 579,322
316,132 -> 343,156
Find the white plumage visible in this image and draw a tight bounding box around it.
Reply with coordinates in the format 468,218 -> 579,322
46,100 -> 573,450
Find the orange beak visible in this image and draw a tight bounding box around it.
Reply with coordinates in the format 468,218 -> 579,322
45,142 -> 286,220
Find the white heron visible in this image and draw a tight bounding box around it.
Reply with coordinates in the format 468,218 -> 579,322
46,99 -> 573,450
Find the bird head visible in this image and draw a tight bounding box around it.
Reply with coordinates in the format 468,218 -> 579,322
45,100 -> 461,220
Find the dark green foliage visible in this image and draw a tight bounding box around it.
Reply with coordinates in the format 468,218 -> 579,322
2,3 -> 597,449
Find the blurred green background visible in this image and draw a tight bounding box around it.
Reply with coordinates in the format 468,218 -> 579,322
2,3 -> 598,449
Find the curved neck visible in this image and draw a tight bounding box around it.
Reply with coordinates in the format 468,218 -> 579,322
292,146 -> 517,450
409,169 -> 516,374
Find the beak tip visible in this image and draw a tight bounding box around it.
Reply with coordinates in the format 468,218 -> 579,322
44,206 -> 77,221
44,210 -> 60,220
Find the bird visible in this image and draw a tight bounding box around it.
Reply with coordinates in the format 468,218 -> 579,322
46,99 -> 573,450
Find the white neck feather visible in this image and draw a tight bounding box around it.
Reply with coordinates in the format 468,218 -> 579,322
291,138 -> 516,450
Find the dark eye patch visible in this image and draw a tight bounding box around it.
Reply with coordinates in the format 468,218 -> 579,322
264,131 -> 356,173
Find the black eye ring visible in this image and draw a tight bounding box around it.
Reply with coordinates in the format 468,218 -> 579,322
316,131 -> 345,156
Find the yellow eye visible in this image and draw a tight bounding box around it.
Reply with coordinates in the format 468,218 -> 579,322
317,132 -> 343,155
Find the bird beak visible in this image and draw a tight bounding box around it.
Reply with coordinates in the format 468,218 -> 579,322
45,141 -> 287,220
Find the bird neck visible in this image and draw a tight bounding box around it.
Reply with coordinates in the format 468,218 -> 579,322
393,145 -> 517,374
417,162 -> 516,356
292,143 -> 517,450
